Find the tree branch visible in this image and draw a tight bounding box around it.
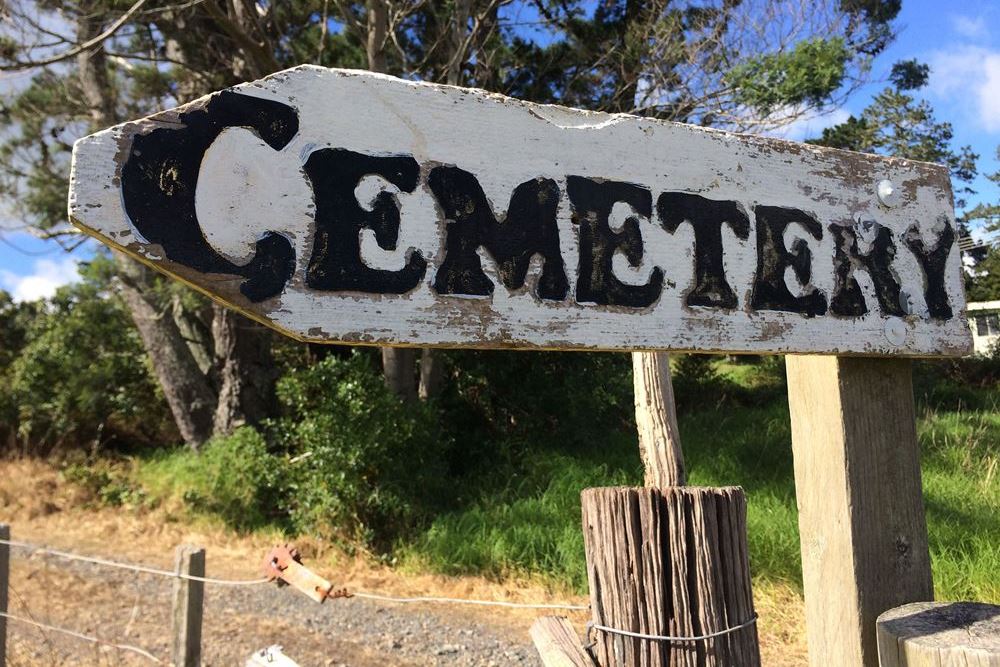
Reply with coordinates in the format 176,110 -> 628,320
1,0 -> 149,71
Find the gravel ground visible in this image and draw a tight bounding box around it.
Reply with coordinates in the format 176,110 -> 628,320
4,547 -> 547,667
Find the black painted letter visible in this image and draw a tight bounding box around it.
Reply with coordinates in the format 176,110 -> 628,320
428,166 -> 568,300
566,177 -> 664,308
903,220 -> 955,320
658,192 -> 749,309
750,206 -> 827,316
829,221 -> 904,317
304,149 -> 426,294
120,90 -> 297,302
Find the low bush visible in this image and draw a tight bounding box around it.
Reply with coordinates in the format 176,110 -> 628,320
180,427 -> 287,530
273,353 -> 453,551
61,459 -> 147,508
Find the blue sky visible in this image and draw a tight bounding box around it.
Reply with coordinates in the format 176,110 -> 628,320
1,0 -> 998,301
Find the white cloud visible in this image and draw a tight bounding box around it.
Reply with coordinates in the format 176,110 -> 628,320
0,257 -> 81,302
950,14 -> 987,40
929,46 -> 1000,133
766,106 -> 853,142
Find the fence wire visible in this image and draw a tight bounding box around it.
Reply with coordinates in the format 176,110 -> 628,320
1,610 -> 165,664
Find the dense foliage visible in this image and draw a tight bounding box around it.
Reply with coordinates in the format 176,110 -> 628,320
0,255 -> 173,453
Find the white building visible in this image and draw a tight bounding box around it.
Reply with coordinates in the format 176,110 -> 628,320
967,300 -> 1000,355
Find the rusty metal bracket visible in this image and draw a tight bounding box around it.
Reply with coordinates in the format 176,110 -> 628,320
263,544 -> 351,604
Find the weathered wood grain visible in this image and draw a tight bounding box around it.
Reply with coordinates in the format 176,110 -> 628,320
69,66 -> 971,357
531,616 -> 597,667
632,352 -> 684,487
171,545 -> 205,667
581,487 -> 759,667
786,356 -> 933,667
876,602 -> 1000,667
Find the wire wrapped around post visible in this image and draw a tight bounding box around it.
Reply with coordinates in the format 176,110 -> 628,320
581,486 -> 760,667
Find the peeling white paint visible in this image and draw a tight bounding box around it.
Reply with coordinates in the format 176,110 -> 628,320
68,66 -> 972,357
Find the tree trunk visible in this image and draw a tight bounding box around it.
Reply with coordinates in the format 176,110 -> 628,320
366,0 -> 388,73
362,0 -> 432,402
211,305 -> 277,435
418,348 -> 444,401
171,295 -> 215,376
632,351 -> 685,487
115,257 -> 216,448
77,11 -> 219,449
446,0 -> 473,86
382,347 -> 417,404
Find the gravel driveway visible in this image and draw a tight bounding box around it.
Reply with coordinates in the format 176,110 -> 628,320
4,546 -> 548,666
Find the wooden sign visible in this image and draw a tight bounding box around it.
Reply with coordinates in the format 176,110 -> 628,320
69,66 -> 971,356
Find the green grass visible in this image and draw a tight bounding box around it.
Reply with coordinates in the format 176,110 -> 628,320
116,359 -> 999,602
401,388 -> 1000,601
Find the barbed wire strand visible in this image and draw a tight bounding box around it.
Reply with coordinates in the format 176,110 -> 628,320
0,538 -> 270,586
352,591 -> 588,611
587,614 -> 758,643
0,537 -> 588,611
0,611 -> 165,664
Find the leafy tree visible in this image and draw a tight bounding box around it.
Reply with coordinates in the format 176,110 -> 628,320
0,0 -> 363,448
0,0 -> 916,460
808,59 -> 978,206
3,254 -> 173,453
966,249 -> 1000,302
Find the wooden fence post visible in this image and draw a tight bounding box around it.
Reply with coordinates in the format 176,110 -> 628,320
786,355 -> 933,667
0,523 -> 8,667
171,545 -> 205,667
876,602 -> 1000,666
581,486 -> 760,667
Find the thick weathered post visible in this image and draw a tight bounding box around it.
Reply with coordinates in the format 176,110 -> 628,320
876,602 -> 1000,666
582,487 -> 760,667
171,545 -> 205,667
786,356 -> 933,667
0,523 -> 8,667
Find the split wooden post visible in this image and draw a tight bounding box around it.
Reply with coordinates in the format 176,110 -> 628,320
0,523 -> 8,667
876,602 -> 1000,666
171,545 -> 205,667
786,356 -> 933,667
581,486 -> 760,667
531,617 -> 597,667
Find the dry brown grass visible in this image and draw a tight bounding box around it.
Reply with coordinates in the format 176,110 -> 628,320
0,458 -> 807,665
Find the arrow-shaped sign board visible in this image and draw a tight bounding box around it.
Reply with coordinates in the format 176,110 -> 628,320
69,66 -> 971,356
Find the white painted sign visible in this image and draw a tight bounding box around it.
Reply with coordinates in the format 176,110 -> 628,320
69,66 -> 972,356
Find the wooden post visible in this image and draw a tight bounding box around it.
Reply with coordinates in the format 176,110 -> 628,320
171,545 -> 205,667
0,523 -> 8,667
581,487 -> 760,667
786,356 -> 933,667
531,617 -> 597,667
876,602 -> 1000,666
632,352 -> 685,487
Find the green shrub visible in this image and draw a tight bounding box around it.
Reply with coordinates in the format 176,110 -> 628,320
2,257 -> 172,453
914,351 -> 1000,413
181,427 -> 287,530
671,354 -> 739,412
434,350 -> 633,485
274,353 -> 452,551
62,460 -> 147,508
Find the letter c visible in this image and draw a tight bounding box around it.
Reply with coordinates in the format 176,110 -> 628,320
120,90 -> 298,303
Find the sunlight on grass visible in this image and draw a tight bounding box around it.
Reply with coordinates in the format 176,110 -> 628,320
401,396 -> 1000,603
120,361 -> 998,605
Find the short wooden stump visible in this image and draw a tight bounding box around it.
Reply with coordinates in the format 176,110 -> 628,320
877,601 -> 1000,666
581,486 -> 760,667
